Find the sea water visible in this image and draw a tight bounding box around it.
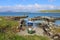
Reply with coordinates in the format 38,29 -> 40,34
0,12 -> 60,25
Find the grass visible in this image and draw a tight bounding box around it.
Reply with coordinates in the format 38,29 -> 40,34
0,16 -> 51,40
52,27 -> 60,33
24,35 -> 50,40
0,16 -> 19,29
0,33 -> 51,40
0,33 -> 4,40
40,10 -> 60,12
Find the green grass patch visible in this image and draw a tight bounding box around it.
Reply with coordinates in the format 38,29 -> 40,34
0,33 -> 51,40
24,35 -> 50,40
40,10 -> 60,12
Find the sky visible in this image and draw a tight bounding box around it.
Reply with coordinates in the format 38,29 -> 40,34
0,0 -> 60,12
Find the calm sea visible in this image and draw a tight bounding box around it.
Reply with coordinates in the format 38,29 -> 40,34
0,12 -> 60,25
0,12 -> 60,17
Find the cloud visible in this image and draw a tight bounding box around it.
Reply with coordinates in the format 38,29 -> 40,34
0,3 -> 59,12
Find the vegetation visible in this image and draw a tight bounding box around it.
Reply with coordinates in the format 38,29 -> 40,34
40,10 -> 60,13
0,17 -> 19,40
0,17 -> 51,40
23,35 -> 50,40
51,27 -> 60,33
0,34 -> 51,40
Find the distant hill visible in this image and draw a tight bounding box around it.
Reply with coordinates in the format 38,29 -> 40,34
40,10 -> 60,13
